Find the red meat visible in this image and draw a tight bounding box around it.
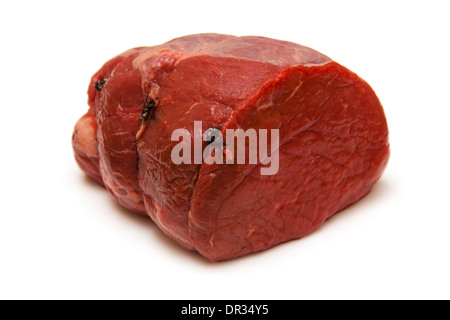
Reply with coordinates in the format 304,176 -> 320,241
72,34 -> 389,261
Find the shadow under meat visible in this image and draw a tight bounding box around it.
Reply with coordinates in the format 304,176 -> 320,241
80,172 -> 394,265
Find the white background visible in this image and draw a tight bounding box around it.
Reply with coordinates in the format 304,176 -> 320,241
0,0 -> 449,300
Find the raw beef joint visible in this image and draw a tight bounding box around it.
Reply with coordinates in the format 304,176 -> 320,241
72,34 -> 390,261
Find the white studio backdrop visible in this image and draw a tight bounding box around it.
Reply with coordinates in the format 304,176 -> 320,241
0,0 -> 449,299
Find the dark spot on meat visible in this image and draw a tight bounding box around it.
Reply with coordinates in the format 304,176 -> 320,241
140,93 -> 159,123
136,93 -> 160,140
204,127 -> 225,146
95,78 -> 106,92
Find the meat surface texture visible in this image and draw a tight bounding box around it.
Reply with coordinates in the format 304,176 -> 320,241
72,34 -> 390,261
